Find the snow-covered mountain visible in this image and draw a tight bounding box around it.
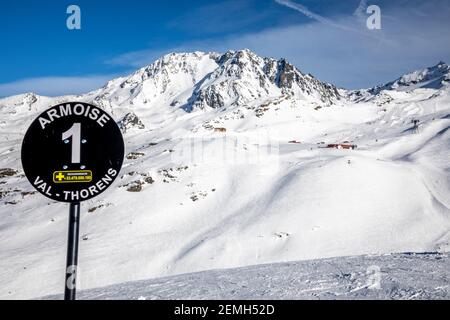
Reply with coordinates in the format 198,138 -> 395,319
374,61 -> 450,92
1,50 -> 450,299
91,49 -> 340,110
349,61 -> 450,102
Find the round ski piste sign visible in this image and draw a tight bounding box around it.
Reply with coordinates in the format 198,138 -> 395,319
21,102 -> 124,203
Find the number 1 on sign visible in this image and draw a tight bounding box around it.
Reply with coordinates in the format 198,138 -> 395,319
62,123 -> 81,163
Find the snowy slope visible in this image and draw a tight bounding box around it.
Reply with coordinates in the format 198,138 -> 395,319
0,51 -> 450,299
43,252 -> 449,300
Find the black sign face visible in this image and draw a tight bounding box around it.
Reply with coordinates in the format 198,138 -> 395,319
21,102 -> 124,203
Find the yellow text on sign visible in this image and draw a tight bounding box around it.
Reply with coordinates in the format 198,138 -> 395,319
53,170 -> 92,183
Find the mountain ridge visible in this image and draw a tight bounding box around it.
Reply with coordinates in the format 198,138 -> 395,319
1,51 -> 448,119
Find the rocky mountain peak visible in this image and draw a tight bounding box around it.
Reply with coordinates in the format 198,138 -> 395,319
184,49 -> 340,110
117,112 -> 145,133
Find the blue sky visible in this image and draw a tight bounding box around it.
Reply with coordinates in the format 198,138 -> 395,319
1,0 -> 449,97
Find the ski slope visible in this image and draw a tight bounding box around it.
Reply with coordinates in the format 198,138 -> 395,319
43,253 -> 449,300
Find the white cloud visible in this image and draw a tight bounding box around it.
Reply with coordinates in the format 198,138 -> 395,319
274,0 -> 359,33
353,0 -> 369,20
0,75 -> 117,98
104,48 -> 172,69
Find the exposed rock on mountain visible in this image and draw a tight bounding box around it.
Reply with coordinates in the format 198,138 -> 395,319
117,112 -> 145,133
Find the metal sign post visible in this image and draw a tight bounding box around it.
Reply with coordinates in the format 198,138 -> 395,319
21,102 -> 124,300
65,202 -> 80,300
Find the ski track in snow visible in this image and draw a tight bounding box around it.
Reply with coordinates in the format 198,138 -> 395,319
43,253 -> 449,300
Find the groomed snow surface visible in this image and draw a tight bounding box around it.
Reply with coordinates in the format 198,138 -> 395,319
0,50 -> 449,299
44,253 -> 449,300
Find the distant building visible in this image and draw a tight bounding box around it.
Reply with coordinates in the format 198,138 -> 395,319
327,143 -> 357,150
